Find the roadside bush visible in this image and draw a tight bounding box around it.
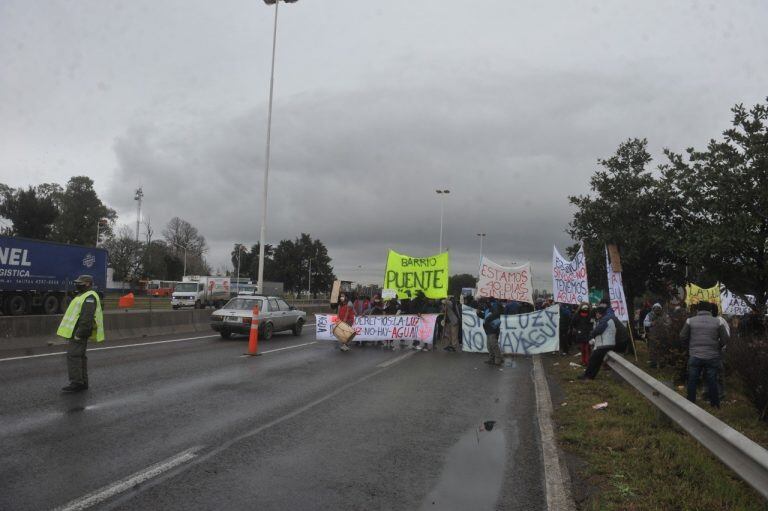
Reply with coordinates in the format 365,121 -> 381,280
727,334 -> 768,421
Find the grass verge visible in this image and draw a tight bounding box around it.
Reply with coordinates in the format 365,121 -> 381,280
547,343 -> 768,511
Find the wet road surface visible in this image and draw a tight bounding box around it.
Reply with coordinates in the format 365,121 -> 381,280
0,328 -> 546,510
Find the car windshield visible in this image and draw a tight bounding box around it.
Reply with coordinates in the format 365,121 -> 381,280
223,298 -> 263,311
175,283 -> 198,292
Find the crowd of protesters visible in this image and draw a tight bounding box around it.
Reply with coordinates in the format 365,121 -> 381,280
332,289 -> 762,410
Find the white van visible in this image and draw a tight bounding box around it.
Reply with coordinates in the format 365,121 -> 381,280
171,276 -> 231,309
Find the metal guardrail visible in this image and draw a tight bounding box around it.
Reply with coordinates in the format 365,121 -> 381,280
605,352 -> 768,500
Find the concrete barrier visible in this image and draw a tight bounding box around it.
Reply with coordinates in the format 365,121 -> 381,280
0,305 -> 330,354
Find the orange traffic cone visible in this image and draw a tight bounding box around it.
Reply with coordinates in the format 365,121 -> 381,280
244,306 -> 261,356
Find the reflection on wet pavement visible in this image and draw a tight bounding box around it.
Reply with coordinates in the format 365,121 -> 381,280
420,424 -> 508,511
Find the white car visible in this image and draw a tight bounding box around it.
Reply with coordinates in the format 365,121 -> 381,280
210,295 -> 306,340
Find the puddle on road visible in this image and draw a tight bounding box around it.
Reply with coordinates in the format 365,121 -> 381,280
420,424 -> 507,511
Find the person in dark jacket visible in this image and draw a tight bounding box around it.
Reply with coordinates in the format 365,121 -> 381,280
680,301 -> 730,407
482,298 -> 503,366
410,291 -> 428,351
558,303 -> 574,355
364,294 -> 387,347
569,303 -> 593,366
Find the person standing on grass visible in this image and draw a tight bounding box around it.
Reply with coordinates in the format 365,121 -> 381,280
569,303 -> 593,366
579,301 -> 617,380
644,303 -> 669,368
679,301 -> 729,408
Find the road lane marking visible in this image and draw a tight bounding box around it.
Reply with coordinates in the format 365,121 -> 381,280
532,356 -> 575,511
0,324 -> 318,363
239,341 -> 317,357
377,351 -> 415,368
104,344 -> 417,505
53,446 -> 202,511
0,335 -> 218,362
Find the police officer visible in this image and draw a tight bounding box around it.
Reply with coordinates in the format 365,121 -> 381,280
57,275 -> 105,392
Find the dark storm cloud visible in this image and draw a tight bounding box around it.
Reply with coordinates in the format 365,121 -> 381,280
109,67 -> 705,283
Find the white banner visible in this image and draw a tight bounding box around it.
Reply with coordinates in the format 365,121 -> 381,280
720,289 -> 754,316
552,245 -> 589,304
605,248 -> 629,322
315,314 -> 440,342
462,305 -> 560,354
476,257 -> 533,303
461,305 -> 488,352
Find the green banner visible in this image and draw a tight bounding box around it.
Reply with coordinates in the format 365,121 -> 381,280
383,250 -> 449,299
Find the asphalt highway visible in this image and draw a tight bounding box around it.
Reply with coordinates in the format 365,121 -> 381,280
0,326 -> 547,510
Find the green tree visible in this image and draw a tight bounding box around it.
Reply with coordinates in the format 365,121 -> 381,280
0,184 -> 60,239
448,273 -> 477,297
568,139 -> 675,321
55,176 -> 116,245
662,100 -> 768,313
104,225 -> 143,283
162,217 -> 210,276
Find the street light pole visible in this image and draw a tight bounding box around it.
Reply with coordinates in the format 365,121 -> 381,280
236,245 -> 244,294
257,0 -> 282,295
436,189 -> 450,253
307,257 -> 312,298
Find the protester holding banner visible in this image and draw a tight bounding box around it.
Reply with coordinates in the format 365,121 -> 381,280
441,297 -> 460,352
482,298 -> 503,366
335,294 -> 356,352
579,301 -> 618,380
569,303 -> 593,365
364,295 -> 388,347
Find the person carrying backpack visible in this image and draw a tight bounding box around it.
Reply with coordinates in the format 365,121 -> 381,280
579,301 -> 626,380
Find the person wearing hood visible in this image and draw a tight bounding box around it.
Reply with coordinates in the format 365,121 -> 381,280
441,297 -> 460,352
579,301 -> 618,380
644,303 -> 670,368
569,303 -> 593,365
482,297 -> 504,366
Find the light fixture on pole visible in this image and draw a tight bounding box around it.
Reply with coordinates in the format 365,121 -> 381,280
134,187 -> 143,244
95,218 -> 108,247
436,189 -> 450,253
257,0 -> 299,296
170,241 -> 189,279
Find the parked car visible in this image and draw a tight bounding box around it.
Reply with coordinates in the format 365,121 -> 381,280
210,295 -> 306,340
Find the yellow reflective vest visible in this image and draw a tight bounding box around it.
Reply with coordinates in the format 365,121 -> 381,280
56,290 -> 105,342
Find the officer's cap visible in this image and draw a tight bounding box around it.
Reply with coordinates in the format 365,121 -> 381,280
74,275 -> 94,285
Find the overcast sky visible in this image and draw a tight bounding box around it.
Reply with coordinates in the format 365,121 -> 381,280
1,0 -> 766,287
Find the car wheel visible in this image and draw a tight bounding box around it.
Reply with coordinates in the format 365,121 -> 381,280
220,330 -> 232,339
42,294 -> 60,315
261,322 -> 274,340
292,319 -> 304,336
